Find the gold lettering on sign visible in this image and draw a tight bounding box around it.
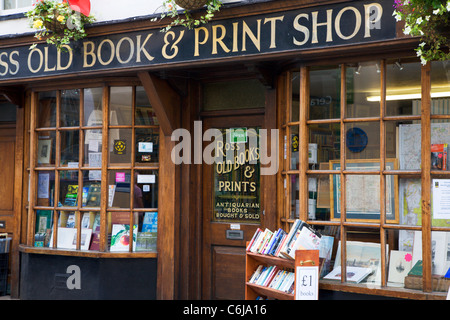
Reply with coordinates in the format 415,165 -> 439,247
83,41 -> 96,68
98,39 -> 115,65
212,24 -> 230,54
264,16 -> 284,49
364,3 -> 383,38
293,13 -> 310,46
335,6 -> 361,40
136,34 -> 154,62
57,45 -> 73,71
194,27 -> 209,57
242,19 -> 261,52
311,9 -> 333,44
116,37 -> 134,64
162,30 -> 185,59
44,47 -> 56,72
28,48 -> 43,74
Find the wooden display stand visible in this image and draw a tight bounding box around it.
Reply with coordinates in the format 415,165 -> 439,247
245,248 -> 320,300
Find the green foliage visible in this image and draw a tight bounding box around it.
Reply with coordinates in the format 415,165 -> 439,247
393,0 -> 450,64
26,0 -> 95,51
151,0 -> 222,32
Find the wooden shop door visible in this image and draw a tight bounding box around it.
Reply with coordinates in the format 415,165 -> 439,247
202,115 -> 265,300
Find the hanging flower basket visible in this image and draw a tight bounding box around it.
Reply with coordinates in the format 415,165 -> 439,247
393,0 -> 450,64
26,0 -> 95,51
152,0 -> 222,32
174,0 -> 208,10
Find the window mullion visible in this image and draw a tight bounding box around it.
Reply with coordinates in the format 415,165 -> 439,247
339,64 -> 347,283
100,86 -> 109,252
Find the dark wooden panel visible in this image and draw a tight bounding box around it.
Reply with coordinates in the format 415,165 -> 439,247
212,246 -> 246,300
0,139 -> 15,212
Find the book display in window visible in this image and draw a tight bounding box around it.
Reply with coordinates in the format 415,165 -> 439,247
431,143 -> 448,170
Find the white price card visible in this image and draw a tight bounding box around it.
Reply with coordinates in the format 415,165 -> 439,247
295,266 -> 319,300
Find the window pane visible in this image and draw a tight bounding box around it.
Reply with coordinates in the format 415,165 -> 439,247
346,62 -> 380,118
109,170 -> 131,208
34,210 -> 53,247
345,122 -> 380,165
134,211 -> 157,252
135,128 -> 159,164
309,66 -> 340,120
135,86 -> 158,125
110,86 -> 132,126
82,171 -> 101,208
60,89 -> 80,127
84,129 -> 102,166
60,130 -> 79,166
308,173 -> 330,221
83,88 -> 103,127
289,125 -> 299,170
4,0 -> 15,10
135,170 -> 158,208
385,60 -> 422,116
18,0 -> 32,8
309,123 -> 340,170
290,174 -> 299,219
202,79 -> 265,111
36,171 -> 55,206
37,91 -> 56,128
59,170 -> 79,207
291,72 -> 299,122
431,60 -> 450,115
109,128 -> 131,164
37,132 -> 56,167
108,211 -> 133,252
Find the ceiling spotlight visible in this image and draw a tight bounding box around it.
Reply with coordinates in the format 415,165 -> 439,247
395,60 -> 404,70
355,64 -> 362,75
376,63 -> 381,73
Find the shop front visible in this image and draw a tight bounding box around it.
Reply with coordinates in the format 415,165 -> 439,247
0,0 -> 449,300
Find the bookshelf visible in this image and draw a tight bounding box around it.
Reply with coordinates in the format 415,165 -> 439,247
245,251 -> 295,300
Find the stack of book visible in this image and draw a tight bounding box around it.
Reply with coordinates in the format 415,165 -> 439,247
246,219 -> 322,260
248,265 -> 295,294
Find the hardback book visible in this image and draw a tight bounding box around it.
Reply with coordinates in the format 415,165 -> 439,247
278,219 -> 304,258
431,143 -> 448,170
246,228 -> 262,252
142,211 -> 158,232
110,224 -> 137,252
286,223 -> 322,259
324,266 -> 373,283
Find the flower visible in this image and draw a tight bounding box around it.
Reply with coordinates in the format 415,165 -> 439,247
32,19 -> 43,29
153,0 -> 223,32
394,0 -> 450,64
25,0 -> 95,51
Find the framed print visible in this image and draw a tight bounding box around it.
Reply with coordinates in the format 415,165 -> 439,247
330,159 -> 399,223
37,138 -> 52,164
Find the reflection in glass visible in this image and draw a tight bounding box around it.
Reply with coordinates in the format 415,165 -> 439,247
108,170 -> 131,208
290,175 -> 299,219
309,66 -> 340,120
83,87 -> 103,126
385,61 -> 422,116
60,89 -> 80,127
110,86 -> 132,126
60,130 -> 79,166
134,211 -> 158,252
136,86 -> 159,125
308,173 -> 331,221
431,60 -> 450,115
59,170 -> 79,207
37,91 -> 57,128
346,62 -> 380,118
135,128 -> 159,164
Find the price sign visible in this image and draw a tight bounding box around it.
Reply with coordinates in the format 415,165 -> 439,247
295,266 -> 319,300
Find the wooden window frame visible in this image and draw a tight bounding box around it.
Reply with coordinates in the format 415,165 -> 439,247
279,60 -> 450,299
24,83 -> 159,258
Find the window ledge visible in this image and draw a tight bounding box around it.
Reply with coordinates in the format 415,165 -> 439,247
19,244 -> 157,258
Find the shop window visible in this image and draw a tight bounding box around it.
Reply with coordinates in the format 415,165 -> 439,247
281,59 -> 450,297
1,0 -> 32,13
30,85 -> 159,254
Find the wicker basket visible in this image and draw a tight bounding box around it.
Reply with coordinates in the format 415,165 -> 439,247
174,0 -> 208,10
43,12 -> 66,34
